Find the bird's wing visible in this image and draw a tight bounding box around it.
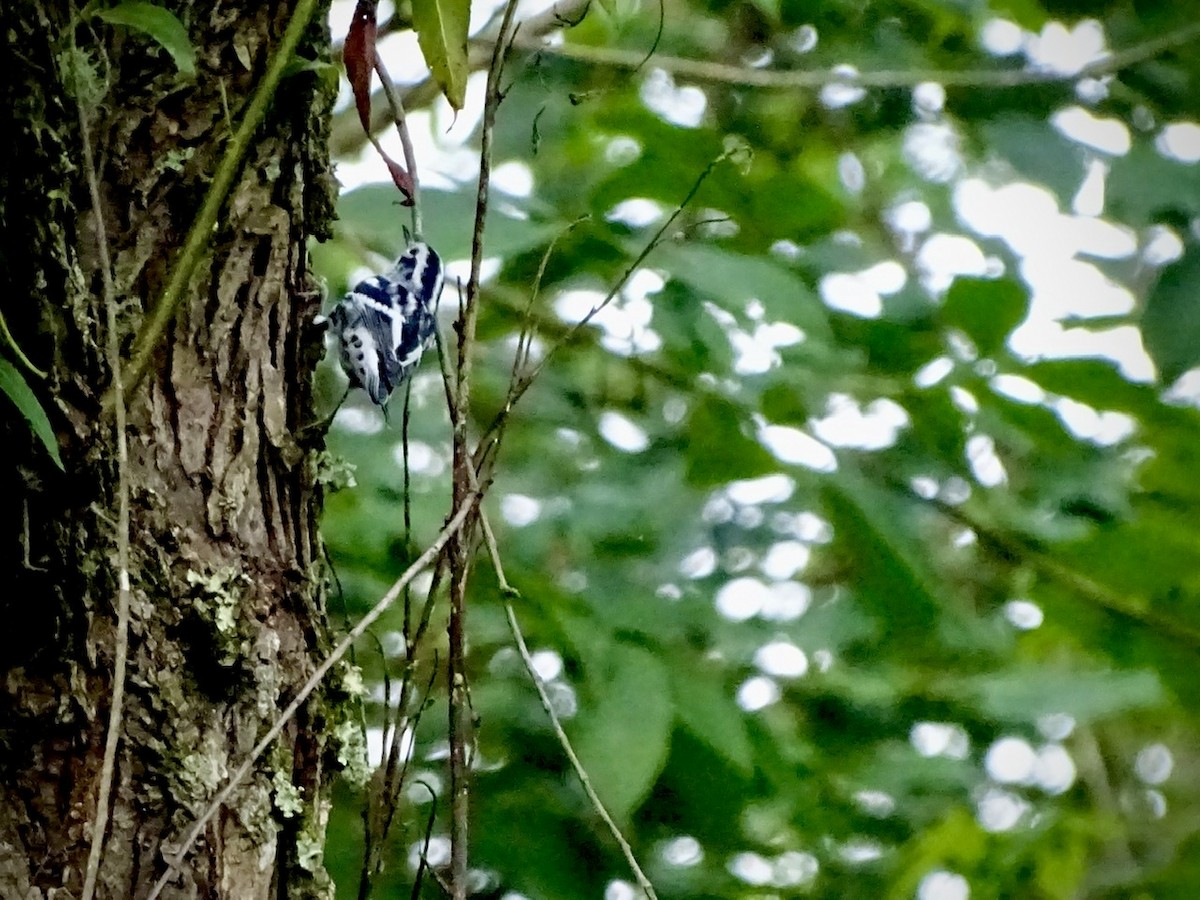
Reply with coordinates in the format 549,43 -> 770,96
389,242 -> 445,311
337,276 -> 408,404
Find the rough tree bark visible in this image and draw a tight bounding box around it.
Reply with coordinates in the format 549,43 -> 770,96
0,3 -> 348,898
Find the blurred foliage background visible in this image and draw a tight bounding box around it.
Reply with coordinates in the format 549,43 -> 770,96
312,0 -> 1200,896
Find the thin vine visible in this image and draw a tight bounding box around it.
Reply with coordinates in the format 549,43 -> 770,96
104,0 -> 322,412
71,27 -> 134,900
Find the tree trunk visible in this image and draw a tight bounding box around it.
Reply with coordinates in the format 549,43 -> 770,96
0,3 -> 344,898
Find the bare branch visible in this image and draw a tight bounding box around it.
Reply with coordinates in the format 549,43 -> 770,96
445,1 -> 522,894
495,572 -> 659,899
503,18 -> 1200,91
482,149 -> 731,447
374,56 -> 424,238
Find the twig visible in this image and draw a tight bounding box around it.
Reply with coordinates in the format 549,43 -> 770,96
1072,727 -> 1138,872
444,4 -> 522,895
923,490 -> 1200,651
856,456 -> 1200,651
479,510 -> 656,899
482,150 -> 728,447
332,10 -> 1200,157
74,35 -> 134,900
458,5 -> 518,402
432,210 -> 661,900
443,317 -> 659,899
503,19 -> 1200,91
402,379 -> 415,642
431,353 -> 661,896
459,219 -> 581,484
500,218 -> 584,426
409,781 -> 442,900
0,308 -> 46,378
446,564 -> 472,900
104,0 -> 321,413
373,56 -> 423,239
385,663 -> 439,849
356,629 -> 390,900
636,0 -> 664,72
146,494 -> 481,900
361,657 -> 438,899
503,605 -> 659,897
357,628 -> 397,900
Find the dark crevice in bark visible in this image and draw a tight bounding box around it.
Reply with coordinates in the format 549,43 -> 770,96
268,275 -> 284,372
262,428 -> 283,561
164,339 -> 184,474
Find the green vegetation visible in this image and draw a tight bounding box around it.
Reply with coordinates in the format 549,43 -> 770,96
317,0 -> 1200,896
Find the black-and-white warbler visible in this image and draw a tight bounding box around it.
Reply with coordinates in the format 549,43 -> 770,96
324,241 -> 444,406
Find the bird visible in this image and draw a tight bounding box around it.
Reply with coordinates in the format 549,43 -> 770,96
324,240 -> 444,406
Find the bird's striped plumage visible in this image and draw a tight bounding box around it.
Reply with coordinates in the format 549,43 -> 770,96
326,241 -> 443,406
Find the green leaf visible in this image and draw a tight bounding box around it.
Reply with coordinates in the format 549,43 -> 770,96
897,385 -> 968,469
411,0 -> 469,110
0,359 -> 63,470
952,668 -> 1164,724
844,314 -> 942,375
746,0 -> 781,21
1142,242 -> 1200,385
1108,141 -> 1200,223
656,243 -> 831,335
682,395 -> 777,487
670,655 -> 754,776
1024,358 -> 1156,415
823,468 -> 995,651
941,277 -> 1029,357
93,2 -> 196,77
595,0 -> 641,21
652,281 -> 736,377
1056,502 -> 1200,612
569,642 -> 673,823
889,807 -> 989,900
759,380 -> 809,425
281,55 -> 339,88
822,471 -> 941,641
981,115 -> 1084,205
